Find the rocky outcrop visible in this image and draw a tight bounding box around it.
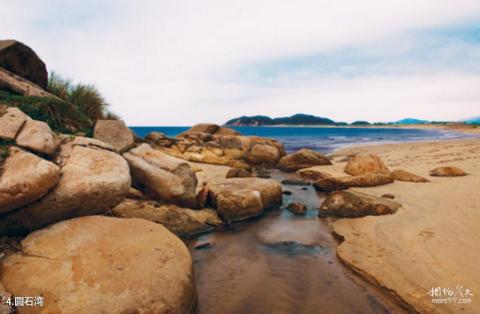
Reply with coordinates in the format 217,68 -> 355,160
145,131 -> 175,147
0,66 -> 54,98
0,40 -> 48,89
277,148 -> 331,171
15,118 -> 58,155
0,107 -> 27,140
0,146 -> 131,235
93,120 -> 135,153
0,216 -> 197,314
123,144 -> 198,208
313,173 -> 394,192
287,202 -> 307,215
178,123 -> 239,137
391,169 -> 429,182
112,199 -> 222,237
0,147 -> 60,214
208,178 -> 283,221
344,154 -> 390,176
319,190 -> 401,217
429,166 -> 467,177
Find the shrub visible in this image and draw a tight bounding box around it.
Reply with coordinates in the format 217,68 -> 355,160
48,72 -> 117,122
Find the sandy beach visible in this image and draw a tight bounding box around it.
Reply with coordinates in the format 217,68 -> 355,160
315,138 -> 480,313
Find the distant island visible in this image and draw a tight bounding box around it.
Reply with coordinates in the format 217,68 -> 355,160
225,113 -> 479,126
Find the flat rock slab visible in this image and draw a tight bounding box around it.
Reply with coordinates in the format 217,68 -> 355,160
429,166 -> 467,177
319,190 -> 401,217
0,147 -> 60,214
0,216 -> 197,314
112,199 -> 222,237
314,173 -> 394,192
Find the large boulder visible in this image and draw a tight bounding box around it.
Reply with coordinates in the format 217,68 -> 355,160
313,173 -> 394,192
208,177 -> 283,218
277,148 -> 332,171
15,119 -> 58,155
319,190 -> 401,217
429,166 -> 467,177
0,147 -> 60,214
0,40 -> 48,89
209,188 -> 264,221
0,216 -> 197,314
55,135 -> 115,165
344,154 -> 390,176
123,144 -> 198,208
247,143 -> 281,165
0,107 -> 27,140
0,146 -> 131,235
93,120 -> 135,153
391,169 -> 429,182
112,199 -> 222,237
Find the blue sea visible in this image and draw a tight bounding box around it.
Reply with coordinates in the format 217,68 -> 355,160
130,126 -> 472,154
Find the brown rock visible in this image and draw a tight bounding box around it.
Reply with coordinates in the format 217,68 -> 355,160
0,148 -> 60,214
209,178 -> 283,211
215,126 -> 240,136
287,202 -> 307,215
196,185 -> 209,208
277,148 -> 332,171
314,173 -> 394,192
112,199 -> 221,237
0,146 -> 131,235
297,169 -> 332,181
391,169 -> 429,182
55,135 -> 115,165
382,193 -> 395,199
0,40 -> 48,88
15,119 -> 58,155
210,188 -> 264,221
93,120 -> 135,153
248,144 -> 281,165
344,154 -> 390,176
0,216 -> 197,313
319,190 -> 401,217
226,167 -> 251,178
0,107 -> 27,140
180,123 -> 220,136
0,67 -> 54,98
429,166 -> 467,177
0,282 -> 11,314
123,144 -> 198,208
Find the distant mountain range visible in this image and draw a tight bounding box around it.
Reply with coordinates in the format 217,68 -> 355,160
225,114 -> 437,126
463,116 -> 480,124
225,114 -> 337,126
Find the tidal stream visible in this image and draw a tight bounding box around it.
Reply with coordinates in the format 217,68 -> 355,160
187,171 -> 407,314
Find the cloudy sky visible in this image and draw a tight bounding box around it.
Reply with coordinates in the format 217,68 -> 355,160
2,0 -> 480,125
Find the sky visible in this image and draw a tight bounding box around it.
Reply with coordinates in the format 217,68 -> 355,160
1,0 -> 480,126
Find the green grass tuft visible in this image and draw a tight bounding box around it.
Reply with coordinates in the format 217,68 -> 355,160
0,90 -> 93,135
48,72 -> 118,122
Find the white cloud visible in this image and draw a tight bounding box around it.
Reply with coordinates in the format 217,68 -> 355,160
1,0 -> 480,125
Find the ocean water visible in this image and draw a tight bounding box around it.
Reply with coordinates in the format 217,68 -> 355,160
130,126 -> 470,153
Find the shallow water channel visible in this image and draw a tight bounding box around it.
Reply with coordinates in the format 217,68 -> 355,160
187,171 -> 407,314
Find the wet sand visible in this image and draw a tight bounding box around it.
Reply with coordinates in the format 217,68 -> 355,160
188,171 -> 407,314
